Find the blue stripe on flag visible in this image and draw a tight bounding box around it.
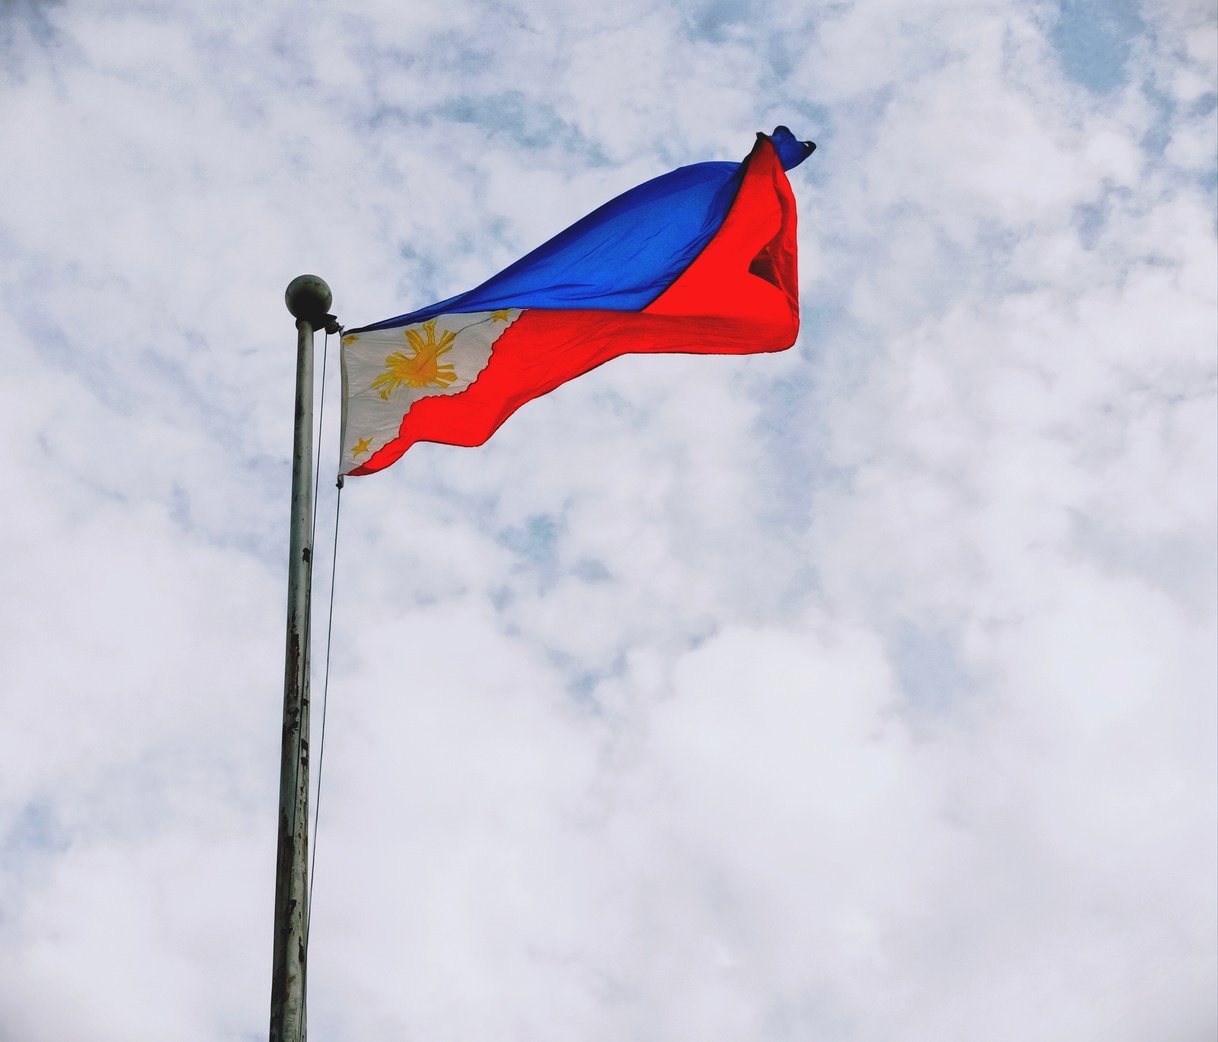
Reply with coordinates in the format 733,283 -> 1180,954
353,162 -> 740,333
350,127 -> 815,335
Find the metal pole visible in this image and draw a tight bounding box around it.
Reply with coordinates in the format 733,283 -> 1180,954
270,275 -> 332,1042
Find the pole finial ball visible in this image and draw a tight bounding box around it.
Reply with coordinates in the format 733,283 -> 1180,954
285,275 -> 333,321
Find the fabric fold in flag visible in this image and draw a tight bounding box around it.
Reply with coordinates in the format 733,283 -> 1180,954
340,126 -> 815,476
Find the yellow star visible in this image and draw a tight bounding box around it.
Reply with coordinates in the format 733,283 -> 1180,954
342,334 -> 360,346
491,309 -> 511,323
352,437 -> 372,457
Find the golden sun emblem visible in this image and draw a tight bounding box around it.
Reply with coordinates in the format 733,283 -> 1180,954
371,319 -> 458,399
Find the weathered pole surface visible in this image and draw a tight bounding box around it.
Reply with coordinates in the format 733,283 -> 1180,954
270,275 -> 331,1042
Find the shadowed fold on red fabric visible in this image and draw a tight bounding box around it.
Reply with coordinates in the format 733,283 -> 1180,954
339,128 -> 813,477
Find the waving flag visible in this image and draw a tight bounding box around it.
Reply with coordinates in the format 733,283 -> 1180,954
339,127 -> 815,476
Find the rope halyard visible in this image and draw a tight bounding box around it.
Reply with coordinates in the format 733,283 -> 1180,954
300,424 -> 343,1042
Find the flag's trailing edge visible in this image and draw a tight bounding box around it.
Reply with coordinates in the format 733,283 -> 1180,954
339,126 -> 815,476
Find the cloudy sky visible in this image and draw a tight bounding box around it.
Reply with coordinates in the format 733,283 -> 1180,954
1,0 -> 1215,1039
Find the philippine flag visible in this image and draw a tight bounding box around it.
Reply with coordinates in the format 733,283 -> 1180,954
339,126 -> 815,477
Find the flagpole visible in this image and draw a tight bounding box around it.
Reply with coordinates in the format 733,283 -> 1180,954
270,275 -> 332,1042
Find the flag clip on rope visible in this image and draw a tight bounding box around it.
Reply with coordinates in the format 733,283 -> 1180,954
340,126 -> 815,477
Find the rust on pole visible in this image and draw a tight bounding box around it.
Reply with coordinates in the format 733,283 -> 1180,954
270,275 -> 332,1042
